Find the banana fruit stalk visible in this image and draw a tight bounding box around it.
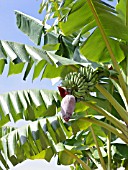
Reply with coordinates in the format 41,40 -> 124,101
61,95 -> 76,122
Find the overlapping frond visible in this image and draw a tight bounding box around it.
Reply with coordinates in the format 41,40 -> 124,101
0,40 -> 86,80
0,116 -> 92,169
0,11 -> 91,81
0,89 -> 60,127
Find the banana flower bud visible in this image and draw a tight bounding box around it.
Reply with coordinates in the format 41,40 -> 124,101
61,95 -> 76,122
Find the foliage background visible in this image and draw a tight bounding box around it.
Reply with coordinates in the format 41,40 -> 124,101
0,0 -> 127,169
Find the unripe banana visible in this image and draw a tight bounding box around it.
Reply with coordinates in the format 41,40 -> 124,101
70,75 -> 74,84
78,88 -> 86,93
79,67 -> 85,76
88,72 -> 92,81
83,67 -> 88,78
66,72 -> 72,80
74,76 -> 79,85
68,79 -> 73,86
77,79 -> 85,88
86,66 -> 92,80
62,66 -> 99,99
77,77 -> 84,86
73,91 -> 83,98
87,81 -> 95,86
73,73 -> 77,84
91,70 -> 98,80
90,77 -> 97,83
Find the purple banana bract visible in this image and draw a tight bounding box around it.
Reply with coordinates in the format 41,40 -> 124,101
61,95 -> 76,122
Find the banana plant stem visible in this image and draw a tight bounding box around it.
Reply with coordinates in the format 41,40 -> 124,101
86,0 -> 128,100
81,117 -> 128,143
96,84 -> 128,125
90,126 -> 107,170
106,82 -> 113,170
64,149 -> 91,170
107,127 -> 111,170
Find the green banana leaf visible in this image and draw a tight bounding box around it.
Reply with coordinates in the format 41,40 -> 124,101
0,116 -> 92,169
58,0 -> 127,63
0,41 -> 90,80
15,10 -> 44,45
0,89 -> 60,127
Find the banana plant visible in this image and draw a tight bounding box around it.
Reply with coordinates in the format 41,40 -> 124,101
0,0 -> 128,169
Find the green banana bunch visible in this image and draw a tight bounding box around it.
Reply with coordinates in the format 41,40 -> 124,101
62,66 -> 99,99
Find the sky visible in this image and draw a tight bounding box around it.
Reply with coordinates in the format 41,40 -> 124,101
0,0 -> 69,169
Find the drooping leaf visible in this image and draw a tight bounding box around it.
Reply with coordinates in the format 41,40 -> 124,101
15,10 -> 44,45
